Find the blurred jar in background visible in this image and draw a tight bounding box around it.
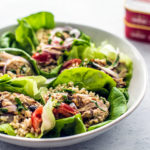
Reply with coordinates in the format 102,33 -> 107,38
124,0 -> 150,43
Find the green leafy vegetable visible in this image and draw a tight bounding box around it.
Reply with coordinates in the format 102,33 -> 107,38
15,20 -> 39,54
41,99 -> 56,136
0,74 -> 11,83
108,87 -> 127,120
119,52 -> 133,87
0,32 -> 20,48
45,114 -> 86,137
88,120 -> 112,131
50,67 -> 116,94
0,124 -> 16,136
118,88 -> 129,102
39,64 -> 62,78
15,97 -> 27,111
23,12 -> 55,31
0,75 -> 46,99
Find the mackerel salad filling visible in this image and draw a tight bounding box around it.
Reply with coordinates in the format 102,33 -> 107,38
46,82 -> 109,128
32,27 -> 81,73
0,52 -> 34,78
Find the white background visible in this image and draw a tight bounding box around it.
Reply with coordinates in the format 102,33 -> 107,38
0,0 -> 150,150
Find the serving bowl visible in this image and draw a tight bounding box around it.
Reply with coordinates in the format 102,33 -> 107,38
0,22 -> 147,148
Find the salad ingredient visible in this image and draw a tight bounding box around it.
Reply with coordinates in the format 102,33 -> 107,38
31,106 -> 43,133
53,103 -> 78,119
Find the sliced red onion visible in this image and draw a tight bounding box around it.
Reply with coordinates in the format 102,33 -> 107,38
4,105 -> 17,113
92,62 -> 119,78
3,56 -> 29,74
70,29 -> 80,38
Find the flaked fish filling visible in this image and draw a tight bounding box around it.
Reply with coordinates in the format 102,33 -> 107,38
48,82 -> 109,128
0,52 -> 34,77
34,27 -> 81,73
0,91 -> 41,137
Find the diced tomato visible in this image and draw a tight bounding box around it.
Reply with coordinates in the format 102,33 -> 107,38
31,106 -> 43,133
61,59 -> 82,71
53,103 -> 78,118
32,51 -> 51,63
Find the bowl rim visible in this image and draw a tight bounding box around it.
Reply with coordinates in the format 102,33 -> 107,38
0,22 -> 148,143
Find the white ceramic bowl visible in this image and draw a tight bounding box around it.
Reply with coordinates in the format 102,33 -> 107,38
0,23 -> 148,148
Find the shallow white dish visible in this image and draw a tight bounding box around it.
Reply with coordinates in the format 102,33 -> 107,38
0,22 -> 148,148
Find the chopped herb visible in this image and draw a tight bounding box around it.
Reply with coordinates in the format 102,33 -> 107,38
100,97 -> 107,104
63,89 -> 75,94
9,69 -> 16,74
0,108 -> 8,113
48,33 -> 51,36
55,101 -> 61,108
63,95 -> 71,104
55,32 -> 65,40
20,65 -> 27,74
60,41 -> 64,45
111,54 -> 120,68
91,100 -> 106,112
15,97 -> 27,112
48,38 -> 52,44
37,49 -> 42,53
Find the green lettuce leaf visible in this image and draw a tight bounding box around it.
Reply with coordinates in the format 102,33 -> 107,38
39,64 -> 62,78
0,48 -> 40,75
0,74 -> 11,83
23,11 -> 55,31
15,20 -> 39,55
68,42 -> 117,61
0,124 -> 16,136
88,120 -> 112,131
50,67 -> 116,94
108,87 -> 127,120
41,99 -> 56,135
0,32 -> 21,48
44,113 -> 86,137
119,52 -> 133,87
0,75 -> 46,99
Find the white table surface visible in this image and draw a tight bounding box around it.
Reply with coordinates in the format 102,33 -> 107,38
0,0 -> 150,149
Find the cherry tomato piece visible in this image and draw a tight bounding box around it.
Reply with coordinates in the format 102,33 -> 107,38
61,59 -> 81,71
32,51 -> 51,63
53,103 -> 78,118
31,106 -> 43,133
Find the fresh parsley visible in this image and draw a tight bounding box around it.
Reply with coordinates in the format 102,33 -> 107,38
15,97 -> 27,112
91,100 -> 106,112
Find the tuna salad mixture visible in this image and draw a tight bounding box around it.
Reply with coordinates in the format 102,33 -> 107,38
46,82 -> 109,128
32,27 -> 81,73
0,91 -> 41,137
0,52 -> 33,78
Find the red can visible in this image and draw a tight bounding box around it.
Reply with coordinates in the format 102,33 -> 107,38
125,19 -> 150,42
124,0 -> 150,42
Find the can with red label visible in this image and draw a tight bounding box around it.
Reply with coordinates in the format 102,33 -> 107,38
125,19 -> 150,42
124,0 -> 150,42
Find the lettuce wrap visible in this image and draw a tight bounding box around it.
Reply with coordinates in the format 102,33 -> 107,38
49,67 -> 116,96
88,87 -> 128,131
